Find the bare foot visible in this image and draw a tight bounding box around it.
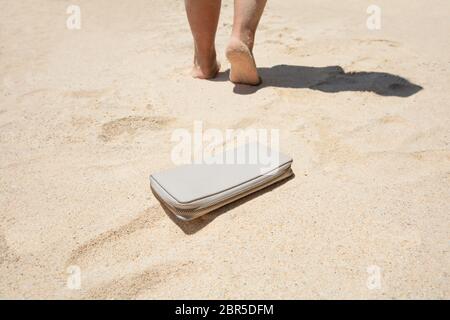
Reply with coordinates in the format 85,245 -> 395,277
226,38 -> 261,85
191,53 -> 220,79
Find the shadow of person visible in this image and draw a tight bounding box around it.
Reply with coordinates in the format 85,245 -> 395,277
215,65 -> 422,96
159,174 -> 295,235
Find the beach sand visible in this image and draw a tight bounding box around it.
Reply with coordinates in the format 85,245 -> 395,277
1,0 -> 449,299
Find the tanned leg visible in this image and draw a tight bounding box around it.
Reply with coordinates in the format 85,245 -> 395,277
226,0 -> 267,85
185,0 -> 222,79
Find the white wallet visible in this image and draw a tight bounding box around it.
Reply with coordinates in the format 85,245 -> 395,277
150,144 -> 293,221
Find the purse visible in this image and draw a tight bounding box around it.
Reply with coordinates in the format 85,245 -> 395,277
150,143 -> 293,221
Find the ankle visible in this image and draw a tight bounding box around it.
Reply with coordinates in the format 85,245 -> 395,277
231,30 -> 255,51
195,47 -> 216,66
192,50 -> 219,79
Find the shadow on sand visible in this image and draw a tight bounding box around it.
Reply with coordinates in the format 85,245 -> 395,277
159,174 -> 295,235
213,64 -> 423,96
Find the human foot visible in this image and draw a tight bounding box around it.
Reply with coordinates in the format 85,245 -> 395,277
191,53 -> 220,79
226,38 -> 261,85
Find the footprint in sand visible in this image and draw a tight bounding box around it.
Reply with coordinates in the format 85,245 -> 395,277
67,89 -> 109,99
85,261 -> 194,299
354,38 -> 401,48
98,116 -> 173,142
67,207 -> 164,267
66,207 -> 195,299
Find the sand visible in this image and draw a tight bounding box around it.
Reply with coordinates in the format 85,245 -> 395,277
1,0 -> 449,299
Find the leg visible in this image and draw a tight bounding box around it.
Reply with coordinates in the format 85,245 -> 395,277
185,0 -> 221,79
227,0 -> 267,85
